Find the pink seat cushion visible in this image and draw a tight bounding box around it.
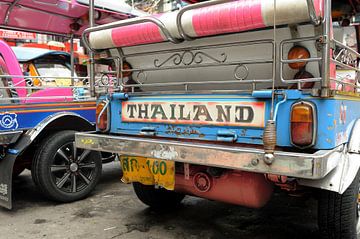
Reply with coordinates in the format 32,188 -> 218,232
191,0 -> 265,37
111,22 -> 165,47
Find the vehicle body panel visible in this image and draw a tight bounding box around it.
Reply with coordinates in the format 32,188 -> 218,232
108,92 -> 358,150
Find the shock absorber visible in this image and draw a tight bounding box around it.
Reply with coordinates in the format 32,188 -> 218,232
263,120 -> 276,164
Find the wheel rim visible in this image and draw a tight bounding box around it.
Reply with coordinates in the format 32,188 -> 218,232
50,142 -> 96,193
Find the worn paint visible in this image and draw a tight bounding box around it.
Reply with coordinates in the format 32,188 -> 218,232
80,138 -> 94,145
151,145 -> 179,160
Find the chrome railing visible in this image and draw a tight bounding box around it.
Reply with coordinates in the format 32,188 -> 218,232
0,74 -> 118,102
120,39 -> 275,93
82,0 -> 354,96
330,39 -> 360,92
280,36 -> 323,89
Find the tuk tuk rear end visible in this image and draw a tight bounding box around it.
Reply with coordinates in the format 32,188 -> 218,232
77,0 -> 360,238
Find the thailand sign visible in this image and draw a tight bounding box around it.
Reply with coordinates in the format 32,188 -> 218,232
122,101 -> 266,127
0,30 -> 36,40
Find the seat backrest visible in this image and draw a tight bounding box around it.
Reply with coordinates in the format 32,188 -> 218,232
89,0 -> 323,50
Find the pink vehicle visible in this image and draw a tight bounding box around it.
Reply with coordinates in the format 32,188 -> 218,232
0,0 -> 144,209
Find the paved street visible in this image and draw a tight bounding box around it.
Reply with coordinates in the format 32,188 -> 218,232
0,162 -> 319,239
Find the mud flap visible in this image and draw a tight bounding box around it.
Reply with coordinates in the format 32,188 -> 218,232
0,135 -> 31,209
0,153 -> 16,209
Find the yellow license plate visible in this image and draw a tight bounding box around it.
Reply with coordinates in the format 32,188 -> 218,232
120,156 -> 175,190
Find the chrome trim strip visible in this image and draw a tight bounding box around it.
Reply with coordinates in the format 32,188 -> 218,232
75,132 -> 343,179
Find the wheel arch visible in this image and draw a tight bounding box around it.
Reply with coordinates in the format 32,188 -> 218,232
28,112 -> 95,142
16,112 -> 95,167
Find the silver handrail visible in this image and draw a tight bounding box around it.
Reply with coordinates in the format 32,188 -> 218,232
329,39 -> 360,92
280,36 -> 323,87
81,16 -> 182,52
320,0 -> 332,97
306,0 -> 321,25
332,39 -> 360,58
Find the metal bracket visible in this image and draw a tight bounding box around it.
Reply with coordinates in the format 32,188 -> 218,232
348,119 -> 360,153
299,147 -> 360,194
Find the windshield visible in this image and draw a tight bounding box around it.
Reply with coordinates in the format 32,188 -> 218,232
34,61 -> 78,86
35,62 -> 72,79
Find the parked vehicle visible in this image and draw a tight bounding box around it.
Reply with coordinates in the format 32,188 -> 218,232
0,0 -> 144,209
76,0 -> 360,238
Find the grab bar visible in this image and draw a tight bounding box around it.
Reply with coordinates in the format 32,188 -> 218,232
82,16 -> 182,52
306,0 -> 321,25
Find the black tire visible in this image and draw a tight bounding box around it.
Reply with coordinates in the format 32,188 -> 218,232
133,182 -> 185,209
318,170 -> 360,239
31,130 -> 102,202
101,152 -> 116,164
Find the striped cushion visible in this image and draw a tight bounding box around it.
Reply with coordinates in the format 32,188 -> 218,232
89,0 -> 322,49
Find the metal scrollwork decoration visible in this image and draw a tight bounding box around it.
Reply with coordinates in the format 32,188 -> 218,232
234,64 -> 249,80
333,47 -> 358,67
154,50 -> 227,68
95,74 -> 119,88
134,70 -> 147,84
100,74 -> 110,86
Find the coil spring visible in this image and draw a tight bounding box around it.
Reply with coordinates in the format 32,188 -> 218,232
263,120 -> 276,154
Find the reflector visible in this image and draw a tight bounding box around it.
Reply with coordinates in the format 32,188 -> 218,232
288,46 -> 310,69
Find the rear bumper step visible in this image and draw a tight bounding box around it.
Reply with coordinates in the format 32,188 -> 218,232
75,132 -> 343,179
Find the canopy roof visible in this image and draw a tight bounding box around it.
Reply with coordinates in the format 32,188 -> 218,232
0,0 -> 147,36
11,47 -> 70,62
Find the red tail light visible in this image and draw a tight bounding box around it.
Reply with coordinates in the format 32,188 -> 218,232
96,101 -> 109,131
290,102 -> 316,148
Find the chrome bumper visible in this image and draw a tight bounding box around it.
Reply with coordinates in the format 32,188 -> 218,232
75,132 -> 343,179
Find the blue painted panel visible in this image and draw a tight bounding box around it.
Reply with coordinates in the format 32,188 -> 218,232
0,105 -> 95,131
275,98 -> 336,149
109,91 -> 360,150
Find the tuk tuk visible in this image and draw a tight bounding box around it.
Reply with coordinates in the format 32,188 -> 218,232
76,0 -> 360,238
0,0 -> 144,209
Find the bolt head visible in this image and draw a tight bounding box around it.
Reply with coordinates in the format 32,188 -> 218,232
264,153 -> 275,165
251,158 -> 259,166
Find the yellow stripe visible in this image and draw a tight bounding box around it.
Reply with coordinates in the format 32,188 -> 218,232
3,107 -> 96,114
0,102 -> 96,109
333,91 -> 360,101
